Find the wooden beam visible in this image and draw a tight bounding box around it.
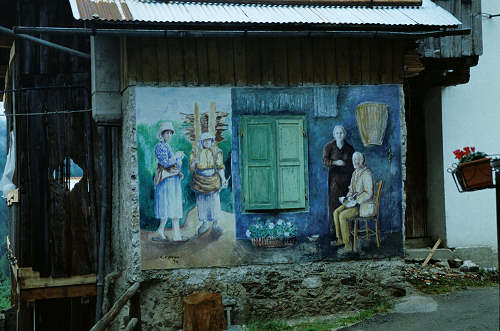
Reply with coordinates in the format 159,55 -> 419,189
90,282 -> 140,331
422,238 -> 442,267
18,267 -> 96,290
0,36 -> 14,48
21,284 -> 96,302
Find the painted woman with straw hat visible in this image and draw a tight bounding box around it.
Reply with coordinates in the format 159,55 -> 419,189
153,122 -> 185,241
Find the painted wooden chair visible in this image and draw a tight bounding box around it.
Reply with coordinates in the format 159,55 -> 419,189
348,180 -> 383,252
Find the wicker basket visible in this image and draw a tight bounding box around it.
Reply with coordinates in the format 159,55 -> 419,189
251,237 -> 296,248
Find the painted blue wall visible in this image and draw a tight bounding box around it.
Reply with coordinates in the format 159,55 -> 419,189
231,85 -> 403,242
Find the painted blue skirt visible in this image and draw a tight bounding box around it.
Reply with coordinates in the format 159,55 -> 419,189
154,175 -> 183,219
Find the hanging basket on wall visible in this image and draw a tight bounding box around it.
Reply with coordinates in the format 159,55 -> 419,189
450,158 -> 494,192
355,102 -> 389,147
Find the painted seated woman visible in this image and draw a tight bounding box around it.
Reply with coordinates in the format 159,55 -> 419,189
190,132 -> 228,236
153,122 -> 185,241
333,152 -> 375,252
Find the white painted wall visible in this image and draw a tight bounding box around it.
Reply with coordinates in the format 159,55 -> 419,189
441,0 -> 500,251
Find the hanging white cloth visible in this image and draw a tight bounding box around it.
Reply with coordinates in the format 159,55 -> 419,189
0,131 -> 16,198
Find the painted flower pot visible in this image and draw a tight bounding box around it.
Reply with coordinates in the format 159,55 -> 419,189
453,158 -> 494,192
251,237 -> 296,248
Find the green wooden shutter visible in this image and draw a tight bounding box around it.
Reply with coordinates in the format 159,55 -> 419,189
276,118 -> 306,209
240,117 -> 277,210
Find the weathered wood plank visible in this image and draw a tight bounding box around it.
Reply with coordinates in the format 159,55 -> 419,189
369,39 -> 381,84
196,38 -> 209,85
287,38 -> 302,86
141,38 -> 158,83
18,268 -> 96,289
261,38 -> 274,85
349,38 -> 362,85
184,38 -> 199,85
218,37 -> 234,85
312,38 -> 326,84
336,38 -> 350,85
381,40 -> 393,84
207,37 -> 220,85
392,41 -> 405,83
325,38 -> 337,84
461,0 -> 473,56
21,284 -> 97,301
233,37 -> 247,86
158,38 -> 170,83
451,0 -> 462,58
245,38 -> 261,85
438,0 -> 453,58
273,38 -> 288,86
300,37 -> 314,84
360,39 -> 370,84
168,37 -> 185,85
471,0 -> 482,55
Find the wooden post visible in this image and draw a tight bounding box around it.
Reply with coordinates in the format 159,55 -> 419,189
183,292 -> 226,331
194,102 -> 200,143
209,101 -> 216,137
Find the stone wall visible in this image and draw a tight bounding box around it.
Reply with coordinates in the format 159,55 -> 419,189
140,260 -> 406,330
108,86 -> 142,329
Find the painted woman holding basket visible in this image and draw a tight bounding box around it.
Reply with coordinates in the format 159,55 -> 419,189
190,132 -> 229,236
153,122 -> 185,242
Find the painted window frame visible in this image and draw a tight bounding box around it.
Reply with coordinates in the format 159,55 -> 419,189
239,115 -> 309,211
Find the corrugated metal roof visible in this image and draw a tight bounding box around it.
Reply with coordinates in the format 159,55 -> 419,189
68,0 -> 461,26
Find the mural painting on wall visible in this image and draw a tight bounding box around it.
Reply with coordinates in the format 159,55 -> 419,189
137,86 -> 403,270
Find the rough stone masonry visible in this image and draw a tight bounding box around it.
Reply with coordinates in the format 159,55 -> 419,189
140,259 -> 406,330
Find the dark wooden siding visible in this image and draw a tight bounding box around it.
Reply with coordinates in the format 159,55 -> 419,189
421,0 -> 482,58
7,0 -> 97,279
123,37 -> 410,86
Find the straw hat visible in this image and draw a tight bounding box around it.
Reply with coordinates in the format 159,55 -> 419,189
157,122 -> 175,139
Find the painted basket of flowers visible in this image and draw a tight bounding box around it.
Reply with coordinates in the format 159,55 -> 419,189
246,218 -> 297,248
449,146 -> 494,192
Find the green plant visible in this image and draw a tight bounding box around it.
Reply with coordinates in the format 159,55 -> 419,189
453,146 -> 487,164
0,270 -> 11,310
246,217 -> 297,240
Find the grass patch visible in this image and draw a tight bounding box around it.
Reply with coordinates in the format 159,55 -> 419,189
247,298 -> 394,331
406,269 -> 499,295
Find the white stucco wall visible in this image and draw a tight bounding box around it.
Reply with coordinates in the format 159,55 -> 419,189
441,0 -> 500,251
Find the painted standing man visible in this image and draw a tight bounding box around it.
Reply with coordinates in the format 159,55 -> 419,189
322,125 -> 354,238
333,152 -> 375,251
190,132 -> 229,236
153,122 -> 185,241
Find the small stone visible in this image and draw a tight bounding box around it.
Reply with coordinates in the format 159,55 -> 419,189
459,260 -> 479,272
389,283 -> 407,297
435,261 -> 450,269
301,276 -> 322,289
448,258 -> 464,268
358,289 -> 371,297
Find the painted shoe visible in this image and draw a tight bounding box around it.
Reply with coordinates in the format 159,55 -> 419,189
211,221 -> 224,234
197,222 -> 210,236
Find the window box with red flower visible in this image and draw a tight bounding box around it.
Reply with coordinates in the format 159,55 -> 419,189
449,146 -> 494,192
